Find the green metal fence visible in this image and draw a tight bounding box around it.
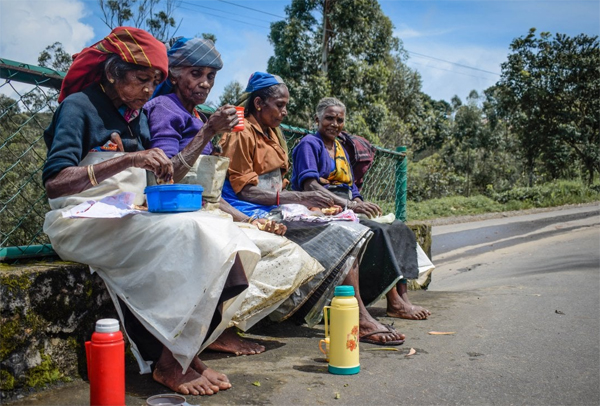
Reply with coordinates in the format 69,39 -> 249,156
0,57 -> 406,261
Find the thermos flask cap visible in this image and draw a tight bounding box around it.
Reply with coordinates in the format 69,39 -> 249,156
334,285 -> 355,296
95,318 -> 120,333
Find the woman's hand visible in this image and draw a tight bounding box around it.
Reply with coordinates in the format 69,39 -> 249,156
204,104 -> 239,135
298,190 -> 335,208
131,148 -> 174,183
253,218 -> 287,236
351,200 -> 382,218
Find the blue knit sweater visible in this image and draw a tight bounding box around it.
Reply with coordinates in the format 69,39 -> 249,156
43,84 -> 151,184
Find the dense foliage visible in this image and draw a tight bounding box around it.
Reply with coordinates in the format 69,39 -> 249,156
267,1 -> 598,197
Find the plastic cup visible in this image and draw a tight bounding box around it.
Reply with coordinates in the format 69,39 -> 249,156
146,393 -> 187,406
232,106 -> 245,132
319,337 -> 330,362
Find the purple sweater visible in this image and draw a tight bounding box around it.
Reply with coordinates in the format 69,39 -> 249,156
144,93 -> 212,158
291,133 -> 362,199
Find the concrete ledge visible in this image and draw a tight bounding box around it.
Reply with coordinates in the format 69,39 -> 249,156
0,261 -> 115,398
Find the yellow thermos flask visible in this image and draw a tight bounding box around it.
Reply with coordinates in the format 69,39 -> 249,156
323,285 -> 360,375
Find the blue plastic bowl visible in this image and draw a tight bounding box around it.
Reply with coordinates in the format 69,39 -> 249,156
145,184 -> 204,213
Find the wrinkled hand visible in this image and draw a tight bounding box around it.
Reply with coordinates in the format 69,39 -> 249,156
205,104 -> 239,135
253,219 -> 287,236
131,149 -> 173,183
301,190 -> 335,208
352,200 -> 382,218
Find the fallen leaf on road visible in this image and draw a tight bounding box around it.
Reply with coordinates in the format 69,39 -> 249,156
252,381 -> 261,387
406,348 -> 416,357
364,347 -> 399,351
428,331 -> 455,335
555,310 -> 565,315
334,392 -> 341,399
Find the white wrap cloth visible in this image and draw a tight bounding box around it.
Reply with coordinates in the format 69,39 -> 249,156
43,152 -> 261,373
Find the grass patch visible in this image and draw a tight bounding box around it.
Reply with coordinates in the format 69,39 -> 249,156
407,180 -> 599,221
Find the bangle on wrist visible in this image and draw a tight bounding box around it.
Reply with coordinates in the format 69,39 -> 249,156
87,164 -> 98,186
177,152 -> 193,170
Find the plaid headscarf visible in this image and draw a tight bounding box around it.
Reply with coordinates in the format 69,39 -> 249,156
58,27 -> 168,103
153,37 -> 223,97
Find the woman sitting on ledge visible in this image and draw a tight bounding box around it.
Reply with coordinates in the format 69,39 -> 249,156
291,97 -> 431,321
144,36 -> 324,356
218,72 -> 407,346
42,27 -> 260,396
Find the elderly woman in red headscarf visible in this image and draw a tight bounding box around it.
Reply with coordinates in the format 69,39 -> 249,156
43,27 -> 261,396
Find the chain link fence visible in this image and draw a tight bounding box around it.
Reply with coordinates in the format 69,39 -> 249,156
0,58 -> 406,261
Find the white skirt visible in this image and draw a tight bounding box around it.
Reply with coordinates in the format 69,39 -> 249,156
44,152 -> 260,373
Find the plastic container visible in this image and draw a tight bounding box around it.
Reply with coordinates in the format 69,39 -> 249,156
318,336 -> 330,362
145,184 -> 203,213
146,393 -> 188,405
232,106 -> 245,132
323,285 -> 360,375
85,318 -> 125,406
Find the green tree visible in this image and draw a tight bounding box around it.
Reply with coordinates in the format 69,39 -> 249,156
38,42 -> 72,72
219,81 -> 244,106
495,28 -> 600,184
268,0 -> 422,144
98,0 -> 181,41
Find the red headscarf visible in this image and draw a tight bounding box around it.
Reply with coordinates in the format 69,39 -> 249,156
58,27 -> 168,102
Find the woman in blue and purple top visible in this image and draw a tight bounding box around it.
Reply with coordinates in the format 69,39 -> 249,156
144,37 -> 237,178
292,97 -> 431,321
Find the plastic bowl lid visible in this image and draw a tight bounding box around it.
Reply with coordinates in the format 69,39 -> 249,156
144,184 -> 203,193
334,285 -> 355,297
95,318 -> 120,333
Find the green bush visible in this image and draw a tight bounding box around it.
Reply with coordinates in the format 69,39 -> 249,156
408,179 -> 599,221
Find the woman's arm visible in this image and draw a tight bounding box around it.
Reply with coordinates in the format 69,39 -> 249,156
173,105 -> 239,182
45,149 -> 173,199
237,183 -> 334,209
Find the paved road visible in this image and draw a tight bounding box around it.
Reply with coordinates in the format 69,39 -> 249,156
7,205 -> 600,405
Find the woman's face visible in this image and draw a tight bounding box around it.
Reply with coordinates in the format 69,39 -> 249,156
255,86 -> 289,129
113,67 -> 163,110
172,66 -> 217,112
317,105 -> 345,141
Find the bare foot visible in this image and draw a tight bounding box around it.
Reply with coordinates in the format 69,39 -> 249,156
359,313 -> 405,345
386,284 -> 431,320
190,357 -> 232,391
206,327 -> 266,356
152,347 -> 227,396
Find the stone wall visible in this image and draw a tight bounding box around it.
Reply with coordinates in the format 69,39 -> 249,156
0,262 -> 116,398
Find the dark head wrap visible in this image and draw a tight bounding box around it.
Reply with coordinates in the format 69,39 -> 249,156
153,37 -> 223,97
58,27 -> 168,103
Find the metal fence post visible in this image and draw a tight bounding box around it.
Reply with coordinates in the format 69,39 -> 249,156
395,146 -> 407,221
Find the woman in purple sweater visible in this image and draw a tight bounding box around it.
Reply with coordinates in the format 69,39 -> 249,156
292,97 -> 431,321
143,38 -> 327,356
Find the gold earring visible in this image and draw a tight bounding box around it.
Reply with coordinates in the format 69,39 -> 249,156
109,78 -> 115,84
257,107 -> 261,111
143,87 -> 149,93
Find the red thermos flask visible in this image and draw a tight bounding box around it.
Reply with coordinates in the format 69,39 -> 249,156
85,318 -> 125,406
